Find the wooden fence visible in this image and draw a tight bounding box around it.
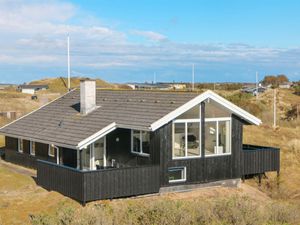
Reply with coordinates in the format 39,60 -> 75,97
37,160 -> 160,204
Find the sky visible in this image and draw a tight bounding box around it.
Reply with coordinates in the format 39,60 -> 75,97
0,0 -> 300,84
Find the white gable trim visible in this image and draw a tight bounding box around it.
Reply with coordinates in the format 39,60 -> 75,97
150,90 -> 261,131
77,122 -> 117,149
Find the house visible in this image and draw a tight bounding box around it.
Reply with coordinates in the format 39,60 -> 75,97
18,84 -> 49,94
0,80 -> 280,204
241,86 -> 266,95
279,82 -> 293,89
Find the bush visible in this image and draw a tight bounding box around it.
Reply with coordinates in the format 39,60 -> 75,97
30,195 -> 300,225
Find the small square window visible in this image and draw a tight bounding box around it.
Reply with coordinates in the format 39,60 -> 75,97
168,167 -> 186,183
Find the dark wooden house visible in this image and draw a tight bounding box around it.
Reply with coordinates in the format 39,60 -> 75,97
0,80 -> 280,204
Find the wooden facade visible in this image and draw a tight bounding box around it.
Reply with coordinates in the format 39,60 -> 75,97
37,160 -> 160,204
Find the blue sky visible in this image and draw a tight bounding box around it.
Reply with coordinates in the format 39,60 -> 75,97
0,0 -> 300,84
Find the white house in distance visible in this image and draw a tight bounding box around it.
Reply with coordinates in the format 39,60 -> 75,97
18,84 -> 49,94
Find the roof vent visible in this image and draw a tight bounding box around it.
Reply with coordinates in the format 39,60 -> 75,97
80,80 -> 97,115
170,101 -> 175,104
155,100 -> 160,103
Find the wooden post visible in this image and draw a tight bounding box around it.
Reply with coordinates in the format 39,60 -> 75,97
273,89 -> 277,129
258,174 -> 262,186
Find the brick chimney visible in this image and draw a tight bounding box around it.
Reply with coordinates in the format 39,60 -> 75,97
80,79 -> 96,115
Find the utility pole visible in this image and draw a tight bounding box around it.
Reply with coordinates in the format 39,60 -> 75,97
273,88 -> 277,128
192,64 -> 195,91
153,72 -> 156,84
256,71 -> 258,100
67,35 -> 71,91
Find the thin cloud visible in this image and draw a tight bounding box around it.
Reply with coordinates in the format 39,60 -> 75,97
131,30 -> 168,42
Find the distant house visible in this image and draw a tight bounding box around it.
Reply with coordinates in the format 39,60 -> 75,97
127,82 -> 186,90
241,86 -> 266,96
18,84 -> 49,94
0,80 -> 280,204
279,82 -> 293,89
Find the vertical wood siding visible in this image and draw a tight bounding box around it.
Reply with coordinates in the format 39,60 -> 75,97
242,145 -> 280,175
156,111 -> 244,187
37,160 -> 160,204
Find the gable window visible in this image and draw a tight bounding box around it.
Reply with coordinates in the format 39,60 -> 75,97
205,118 -> 231,156
131,130 -> 150,156
173,121 -> 201,159
18,139 -> 23,153
48,145 -> 55,157
168,167 -> 186,183
30,141 -> 36,156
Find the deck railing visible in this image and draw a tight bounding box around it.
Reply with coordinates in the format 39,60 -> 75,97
242,144 -> 280,176
36,160 -> 160,204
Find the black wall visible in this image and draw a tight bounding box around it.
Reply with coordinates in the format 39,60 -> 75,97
106,128 -> 158,167
154,110 -> 244,187
4,136 -> 73,169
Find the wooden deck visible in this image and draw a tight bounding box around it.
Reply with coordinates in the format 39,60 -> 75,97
241,144 -> 280,176
36,160 -> 160,204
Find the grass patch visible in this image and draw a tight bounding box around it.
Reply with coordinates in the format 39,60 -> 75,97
30,195 -> 300,225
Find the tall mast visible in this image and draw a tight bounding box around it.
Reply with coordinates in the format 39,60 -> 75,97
256,71 -> 258,100
67,35 -> 71,91
192,64 -> 195,91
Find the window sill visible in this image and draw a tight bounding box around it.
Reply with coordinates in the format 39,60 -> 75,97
205,153 -> 231,157
169,179 -> 186,183
131,152 -> 150,157
172,155 -> 201,160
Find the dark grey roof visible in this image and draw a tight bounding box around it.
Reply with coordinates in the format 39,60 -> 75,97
0,89 -> 198,148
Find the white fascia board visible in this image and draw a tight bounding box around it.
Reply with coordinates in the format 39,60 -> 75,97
77,122 -> 117,150
150,90 -> 261,131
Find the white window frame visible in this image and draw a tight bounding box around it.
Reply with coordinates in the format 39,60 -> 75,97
204,117 -> 232,157
168,167 -> 187,183
172,105 -> 202,159
18,138 -> 23,153
30,141 -> 35,156
131,130 -> 150,157
48,144 -> 55,157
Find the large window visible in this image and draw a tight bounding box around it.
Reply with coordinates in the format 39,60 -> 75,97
205,119 -> 231,156
131,130 -> 150,156
173,104 -> 201,159
30,141 -> 36,156
173,122 -> 201,158
18,139 -> 23,153
168,167 -> 186,183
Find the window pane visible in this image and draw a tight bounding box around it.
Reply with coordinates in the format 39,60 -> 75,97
205,122 -> 217,155
141,131 -> 150,154
49,145 -> 55,157
31,142 -> 36,155
168,167 -> 185,182
205,99 -> 231,118
19,139 -> 23,152
176,104 -> 200,119
82,146 -> 90,169
132,130 -> 141,153
173,123 -> 185,157
218,121 -> 230,154
187,123 -> 200,156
